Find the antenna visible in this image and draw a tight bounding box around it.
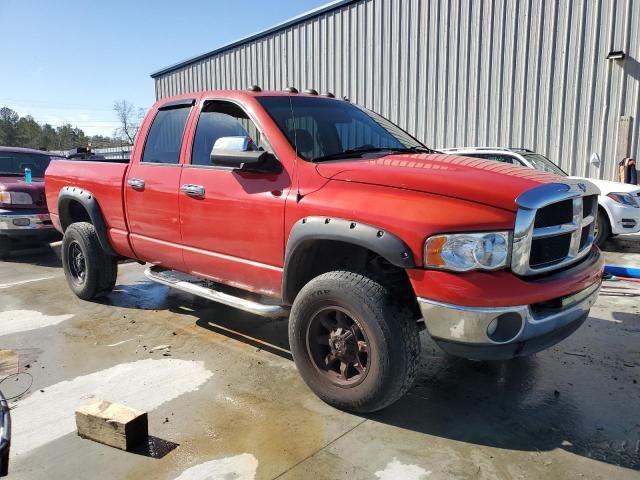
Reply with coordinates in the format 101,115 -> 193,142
288,96 -> 302,202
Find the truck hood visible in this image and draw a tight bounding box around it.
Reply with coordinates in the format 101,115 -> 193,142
568,176 -> 640,196
0,175 -> 47,209
315,153 -> 562,211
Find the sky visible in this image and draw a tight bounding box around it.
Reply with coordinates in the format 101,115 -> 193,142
0,0 -> 328,137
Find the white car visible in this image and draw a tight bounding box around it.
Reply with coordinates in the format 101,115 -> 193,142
442,147 -> 640,247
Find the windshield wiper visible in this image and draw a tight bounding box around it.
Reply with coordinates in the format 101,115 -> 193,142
0,172 -> 24,176
390,146 -> 439,154
313,147 -> 395,162
313,146 -> 438,162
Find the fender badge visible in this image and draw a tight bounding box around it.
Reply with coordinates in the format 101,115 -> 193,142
577,183 -> 587,192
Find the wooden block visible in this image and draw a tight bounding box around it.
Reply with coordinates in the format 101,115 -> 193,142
75,400 -> 148,451
0,350 -> 18,378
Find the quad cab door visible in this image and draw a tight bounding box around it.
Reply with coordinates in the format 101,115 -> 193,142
125,100 -> 194,269
178,99 -> 290,296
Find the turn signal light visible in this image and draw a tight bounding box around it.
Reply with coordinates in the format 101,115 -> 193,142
0,191 -> 33,205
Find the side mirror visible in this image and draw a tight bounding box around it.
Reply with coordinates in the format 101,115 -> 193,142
210,136 -> 279,173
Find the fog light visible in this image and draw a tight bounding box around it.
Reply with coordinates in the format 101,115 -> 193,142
621,219 -> 637,228
12,218 -> 30,227
487,318 -> 498,336
486,313 -> 524,343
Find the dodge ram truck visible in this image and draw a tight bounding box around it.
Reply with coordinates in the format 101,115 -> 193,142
0,146 -> 62,258
45,90 -> 603,412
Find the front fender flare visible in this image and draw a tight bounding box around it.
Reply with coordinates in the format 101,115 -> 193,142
58,186 -> 117,257
283,216 -> 416,302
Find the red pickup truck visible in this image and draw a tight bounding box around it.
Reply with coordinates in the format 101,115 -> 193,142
46,90 -> 603,412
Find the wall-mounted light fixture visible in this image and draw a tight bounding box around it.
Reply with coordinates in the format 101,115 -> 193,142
606,50 -> 626,60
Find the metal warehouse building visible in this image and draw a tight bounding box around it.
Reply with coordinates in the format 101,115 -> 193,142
151,0 -> 640,181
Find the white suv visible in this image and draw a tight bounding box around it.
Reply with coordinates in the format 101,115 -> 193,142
442,147 -> 640,247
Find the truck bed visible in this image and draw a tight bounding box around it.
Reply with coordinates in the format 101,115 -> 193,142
45,159 -> 129,240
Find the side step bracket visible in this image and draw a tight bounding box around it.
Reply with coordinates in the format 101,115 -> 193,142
144,266 -> 289,319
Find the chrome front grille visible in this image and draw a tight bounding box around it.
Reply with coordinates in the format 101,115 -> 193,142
512,181 -> 600,276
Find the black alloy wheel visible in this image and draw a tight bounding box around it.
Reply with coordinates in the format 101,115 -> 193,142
306,306 -> 370,387
67,241 -> 87,284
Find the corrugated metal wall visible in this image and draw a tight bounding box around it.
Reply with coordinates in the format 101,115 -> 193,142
153,0 -> 640,181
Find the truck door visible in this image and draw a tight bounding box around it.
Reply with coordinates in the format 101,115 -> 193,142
178,99 -> 289,296
125,100 -> 194,270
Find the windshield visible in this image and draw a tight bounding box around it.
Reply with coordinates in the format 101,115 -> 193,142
521,152 -> 567,176
256,96 -> 429,161
0,152 -> 52,177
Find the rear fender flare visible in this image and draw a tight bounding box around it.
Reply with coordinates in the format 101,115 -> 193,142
58,186 -> 117,256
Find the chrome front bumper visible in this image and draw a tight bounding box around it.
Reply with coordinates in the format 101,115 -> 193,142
419,281 -> 600,360
0,210 -> 54,231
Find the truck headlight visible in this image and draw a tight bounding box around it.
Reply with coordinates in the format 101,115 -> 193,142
0,191 -> 33,205
425,232 -> 511,272
607,192 -> 639,208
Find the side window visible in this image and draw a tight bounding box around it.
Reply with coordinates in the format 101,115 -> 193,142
142,107 -> 191,164
465,153 -> 519,165
192,101 -> 265,166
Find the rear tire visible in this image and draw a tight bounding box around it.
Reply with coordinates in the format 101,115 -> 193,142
594,208 -> 611,248
0,237 -> 11,260
62,222 -> 118,300
289,271 -> 420,413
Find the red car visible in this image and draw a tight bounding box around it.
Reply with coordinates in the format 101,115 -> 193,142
46,90 -> 603,412
0,147 -> 62,258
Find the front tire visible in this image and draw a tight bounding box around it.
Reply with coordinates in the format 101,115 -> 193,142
289,271 -> 420,413
62,222 -> 118,300
594,208 -> 611,248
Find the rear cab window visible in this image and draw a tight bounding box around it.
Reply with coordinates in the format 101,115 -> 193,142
142,105 -> 192,164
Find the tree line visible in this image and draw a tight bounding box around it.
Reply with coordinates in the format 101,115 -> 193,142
0,100 -> 143,152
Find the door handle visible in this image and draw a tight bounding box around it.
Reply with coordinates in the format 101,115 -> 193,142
181,184 -> 205,198
127,178 -> 145,190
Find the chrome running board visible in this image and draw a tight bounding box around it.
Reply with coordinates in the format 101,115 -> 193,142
144,266 -> 289,319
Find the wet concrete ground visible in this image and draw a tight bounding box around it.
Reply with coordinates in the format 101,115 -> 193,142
0,237 -> 639,479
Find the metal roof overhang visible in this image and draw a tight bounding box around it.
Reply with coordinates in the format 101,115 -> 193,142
150,0 -> 358,79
